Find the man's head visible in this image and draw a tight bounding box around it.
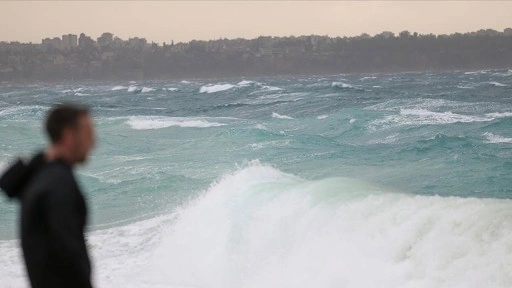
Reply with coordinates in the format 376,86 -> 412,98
45,104 -> 95,165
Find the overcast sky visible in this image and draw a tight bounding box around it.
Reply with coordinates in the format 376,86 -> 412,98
2,1 -> 512,43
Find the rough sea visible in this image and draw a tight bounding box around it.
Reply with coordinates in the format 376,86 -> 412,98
1,69 -> 512,287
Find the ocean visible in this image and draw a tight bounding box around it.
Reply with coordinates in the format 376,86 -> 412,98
1,69 -> 512,287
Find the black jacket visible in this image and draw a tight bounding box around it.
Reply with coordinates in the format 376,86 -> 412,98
0,153 -> 93,288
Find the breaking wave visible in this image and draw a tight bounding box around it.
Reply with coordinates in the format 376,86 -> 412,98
113,162 -> 512,288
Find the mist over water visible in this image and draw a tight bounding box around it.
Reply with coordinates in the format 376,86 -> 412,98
1,69 -> 512,287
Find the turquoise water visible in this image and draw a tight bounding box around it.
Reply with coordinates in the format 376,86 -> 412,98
1,70 -> 512,287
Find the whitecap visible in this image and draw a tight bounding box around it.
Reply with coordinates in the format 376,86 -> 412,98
254,124 -> 268,130
483,132 -> 512,144
488,81 -> 508,87
491,70 -> 512,77
126,116 -> 226,130
317,115 -> 328,120
331,82 -> 354,89
485,112 -> 512,119
199,84 -> 236,94
0,105 -> 48,118
127,86 -> 138,92
261,85 -> 283,91
112,86 -> 127,91
369,109 -> 492,129
248,140 -> 291,150
272,112 -> 294,120
464,70 -> 489,75
237,80 -> 255,86
141,87 -> 155,93
368,134 -> 399,144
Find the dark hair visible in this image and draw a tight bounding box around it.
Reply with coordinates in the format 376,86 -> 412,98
45,104 -> 90,143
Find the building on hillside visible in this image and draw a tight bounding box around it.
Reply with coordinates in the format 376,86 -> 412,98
62,34 -> 78,50
97,32 -> 114,48
42,37 -> 62,49
78,33 -> 95,49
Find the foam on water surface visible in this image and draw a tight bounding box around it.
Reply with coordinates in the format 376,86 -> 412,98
199,84 -> 236,94
272,112 -> 294,119
126,116 -> 226,129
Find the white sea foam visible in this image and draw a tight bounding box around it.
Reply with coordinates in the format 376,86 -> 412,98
0,105 -> 48,119
127,86 -> 138,92
483,132 -> 512,144
3,162 -> 512,287
166,88 -> 179,92
261,85 -> 283,91
61,87 -> 87,94
237,80 -> 255,86
126,116 -> 226,130
141,87 -> 156,93
112,86 -> 127,91
74,92 -> 90,96
199,84 -> 236,94
492,69 -> 512,77
248,140 -> 291,150
366,98 -> 503,115
140,162 -> 512,288
485,112 -> 512,118
331,82 -> 355,89
272,112 -> 294,119
369,109 -> 492,129
368,134 -> 399,144
317,115 -> 328,120
488,81 -> 508,87
464,70 -> 489,75
350,118 -> 357,123
254,124 -> 268,130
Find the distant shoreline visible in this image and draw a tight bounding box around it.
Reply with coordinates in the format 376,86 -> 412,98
1,29 -> 512,83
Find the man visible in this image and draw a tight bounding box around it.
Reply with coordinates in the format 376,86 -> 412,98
0,104 -> 95,288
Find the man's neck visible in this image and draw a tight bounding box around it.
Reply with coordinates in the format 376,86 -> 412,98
45,145 -> 74,167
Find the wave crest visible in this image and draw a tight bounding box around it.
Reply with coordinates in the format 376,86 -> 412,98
138,162 -> 512,288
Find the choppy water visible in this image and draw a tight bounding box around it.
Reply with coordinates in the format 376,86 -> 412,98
1,69 -> 512,287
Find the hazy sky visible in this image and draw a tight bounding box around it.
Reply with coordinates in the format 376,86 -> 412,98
2,1 -> 512,43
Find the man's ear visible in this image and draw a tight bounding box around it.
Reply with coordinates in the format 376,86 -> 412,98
59,126 -> 74,145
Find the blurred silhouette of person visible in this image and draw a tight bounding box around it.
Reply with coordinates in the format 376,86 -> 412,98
0,104 -> 95,288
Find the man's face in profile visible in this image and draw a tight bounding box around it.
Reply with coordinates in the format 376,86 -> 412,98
70,114 -> 96,164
